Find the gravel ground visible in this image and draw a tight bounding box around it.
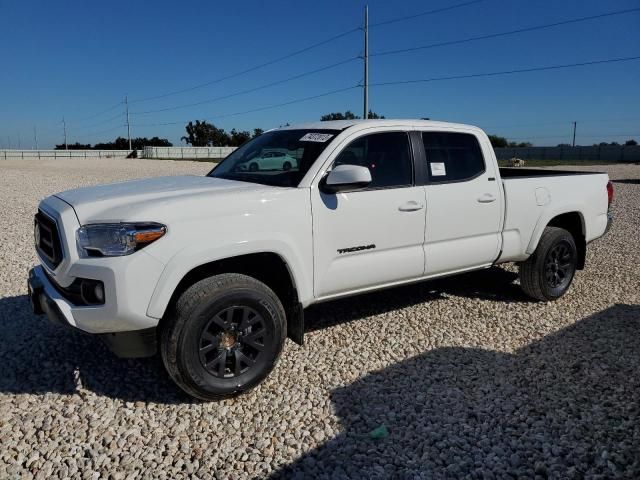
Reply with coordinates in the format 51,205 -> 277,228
0,158 -> 639,479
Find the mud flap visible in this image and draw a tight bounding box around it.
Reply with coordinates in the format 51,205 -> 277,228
287,302 -> 304,346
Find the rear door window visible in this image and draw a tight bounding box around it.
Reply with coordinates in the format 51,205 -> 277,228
422,132 -> 485,183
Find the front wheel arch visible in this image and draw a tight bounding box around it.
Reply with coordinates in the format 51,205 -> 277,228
157,252 -> 304,346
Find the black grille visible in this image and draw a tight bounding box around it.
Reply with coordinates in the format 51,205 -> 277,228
35,210 -> 63,269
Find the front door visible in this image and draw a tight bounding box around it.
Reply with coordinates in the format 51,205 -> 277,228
312,131 -> 426,298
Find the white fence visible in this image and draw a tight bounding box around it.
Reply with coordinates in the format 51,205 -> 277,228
142,146 -> 237,160
1,149 -> 131,160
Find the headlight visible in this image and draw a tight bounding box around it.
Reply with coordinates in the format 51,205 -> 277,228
76,223 -> 166,258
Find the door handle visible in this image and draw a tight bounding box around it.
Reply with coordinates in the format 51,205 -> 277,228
477,194 -> 496,203
398,201 -> 424,212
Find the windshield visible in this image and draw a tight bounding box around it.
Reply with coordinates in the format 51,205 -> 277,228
208,129 -> 340,187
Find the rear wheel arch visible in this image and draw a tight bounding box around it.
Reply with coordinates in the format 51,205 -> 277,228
519,226 -> 578,301
546,212 -> 586,269
529,211 -> 586,270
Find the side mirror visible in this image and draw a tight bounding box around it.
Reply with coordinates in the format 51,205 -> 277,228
321,164 -> 372,193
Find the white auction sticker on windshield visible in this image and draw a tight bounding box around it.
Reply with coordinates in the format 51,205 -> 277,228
299,133 -> 334,142
430,162 -> 446,176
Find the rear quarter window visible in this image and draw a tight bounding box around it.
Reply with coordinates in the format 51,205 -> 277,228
422,132 -> 485,183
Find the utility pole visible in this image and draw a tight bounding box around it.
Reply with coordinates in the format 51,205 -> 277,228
62,117 -> 68,150
363,5 -> 369,120
33,126 -> 38,150
572,121 -> 577,147
125,95 -> 132,150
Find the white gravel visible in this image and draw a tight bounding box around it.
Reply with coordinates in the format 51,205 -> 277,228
0,158 -> 639,479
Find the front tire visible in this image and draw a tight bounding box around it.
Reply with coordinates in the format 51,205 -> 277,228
160,273 -> 286,400
519,226 -> 577,301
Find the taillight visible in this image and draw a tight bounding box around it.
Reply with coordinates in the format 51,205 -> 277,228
607,181 -> 614,206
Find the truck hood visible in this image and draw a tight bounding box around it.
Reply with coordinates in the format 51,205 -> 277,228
54,175 -> 265,223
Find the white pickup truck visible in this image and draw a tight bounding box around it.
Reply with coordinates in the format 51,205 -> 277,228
28,119 -> 613,400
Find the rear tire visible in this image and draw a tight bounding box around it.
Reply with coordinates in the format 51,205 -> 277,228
519,226 -> 577,301
160,273 -> 286,401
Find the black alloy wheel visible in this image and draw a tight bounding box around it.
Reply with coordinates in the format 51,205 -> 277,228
544,241 -> 575,290
161,273 -> 286,400
519,226 -> 578,301
198,305 -> 267,378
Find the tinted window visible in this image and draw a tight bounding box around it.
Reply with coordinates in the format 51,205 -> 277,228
422,132 -> 485,182
209,129 -> 339,187
334,132 -> 413,188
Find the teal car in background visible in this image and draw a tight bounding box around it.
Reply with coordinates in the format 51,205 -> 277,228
238,151 -> 298,172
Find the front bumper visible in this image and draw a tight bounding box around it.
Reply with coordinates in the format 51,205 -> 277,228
28,267 -> 157,358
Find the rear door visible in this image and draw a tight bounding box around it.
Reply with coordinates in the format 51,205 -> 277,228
419,131 -> 503,275
311,130 -> 426,298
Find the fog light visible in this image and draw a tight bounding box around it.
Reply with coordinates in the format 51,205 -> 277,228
94,283 -> 105,303
80,280 -> 105,305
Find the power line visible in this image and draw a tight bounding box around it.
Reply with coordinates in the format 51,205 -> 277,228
130,28 -> 361,104
131,57 -> 359,116
73,123 -> 126,140
72,111 -> 125,131
369,55 -> 640,87
130,56 -> 638,129
131,85 -> 360,128
67,100 -> 124,124
372,7 -> 640,57
369,0 -> 486,28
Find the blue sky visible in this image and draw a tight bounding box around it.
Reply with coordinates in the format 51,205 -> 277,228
1,0 -> 639,148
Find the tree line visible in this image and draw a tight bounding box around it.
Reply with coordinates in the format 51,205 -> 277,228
55,137 -> 172,150
57,114 -> 635,150
490,135 -> 638,149
179,111 -> 385,146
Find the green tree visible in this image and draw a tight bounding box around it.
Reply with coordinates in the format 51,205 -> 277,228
321,111 -> 358,121
625,139 -> 638,146
252,128 -> 264,138
93,137 -> 172,150
507,141 -> 533,148
488,135 -> 508,148
55,142 -> 91,150
228,129 -> 252,147
182,120 -> 229,146
320,110 -> 385,121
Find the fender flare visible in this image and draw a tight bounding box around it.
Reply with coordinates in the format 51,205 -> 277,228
526,207 -> 586,255
146,240 -> 310,320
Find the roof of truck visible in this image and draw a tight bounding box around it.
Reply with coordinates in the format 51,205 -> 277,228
276,119 -> 482,132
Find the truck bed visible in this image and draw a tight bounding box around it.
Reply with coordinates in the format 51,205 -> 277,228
497,168 -> 609,264
499,167 -> 604,178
